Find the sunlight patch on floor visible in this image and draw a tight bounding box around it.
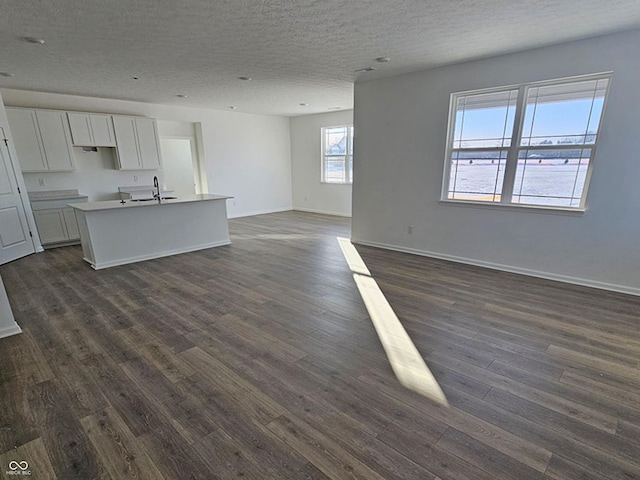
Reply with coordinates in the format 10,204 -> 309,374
232,234 -> 313,240
337,237 -> 449,406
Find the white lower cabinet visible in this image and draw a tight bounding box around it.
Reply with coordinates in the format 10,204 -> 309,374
34,209 -> 71,245
33,208 -> 82,247
62,208 -> 80,239
30,193 -> 88,248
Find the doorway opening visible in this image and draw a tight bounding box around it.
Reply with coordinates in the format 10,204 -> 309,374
157,120 -> 207,197
159,137 -> 203,197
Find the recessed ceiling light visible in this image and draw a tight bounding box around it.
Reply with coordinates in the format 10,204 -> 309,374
0,72 -> 14,78
238,76 -> 252,81
176,94 -> 187,98
22,37 -> 45,44
228,106 -> 236,110
375,56 -> 391,63
354,66 -> 377,73
299,103 -> 308,106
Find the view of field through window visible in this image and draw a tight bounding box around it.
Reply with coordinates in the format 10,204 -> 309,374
447,77 -> 609,207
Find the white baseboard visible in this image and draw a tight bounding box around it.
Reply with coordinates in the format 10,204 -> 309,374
228,207 -> 292,219
293,207 -> 352,218
353,239 -> 640,297
88,240 -> 231,270
0,323 -> 22,339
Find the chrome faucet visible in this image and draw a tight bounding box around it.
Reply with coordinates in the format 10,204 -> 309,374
153,176 -> 161,203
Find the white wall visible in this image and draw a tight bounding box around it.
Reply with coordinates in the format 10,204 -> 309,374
291,110 -> 353,216
0,273 -> 21,339
1,90 -> 293,217
352,29 -> 640,295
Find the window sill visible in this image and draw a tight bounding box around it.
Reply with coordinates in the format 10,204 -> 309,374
438,199 -> 586,216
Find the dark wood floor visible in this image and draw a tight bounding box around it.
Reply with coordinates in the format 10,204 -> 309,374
1,211 -> 639,480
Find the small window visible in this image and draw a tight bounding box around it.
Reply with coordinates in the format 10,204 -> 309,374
443,74 -> 611,209
322,125 -> 353,184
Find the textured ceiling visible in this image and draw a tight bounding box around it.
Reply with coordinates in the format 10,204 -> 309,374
0,0 -> 639,117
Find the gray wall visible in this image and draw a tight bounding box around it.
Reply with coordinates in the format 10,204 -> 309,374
352,29 -> 640,295
291,110 -> 353,217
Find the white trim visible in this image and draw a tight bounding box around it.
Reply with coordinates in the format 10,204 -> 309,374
88,240 -> 231,270
0,323 -> 22,339
438,199 -> 586,216
293,207 -> 351,218
352,239 -> 640,297
227,207 -> 292,219
449,71 -> 615,99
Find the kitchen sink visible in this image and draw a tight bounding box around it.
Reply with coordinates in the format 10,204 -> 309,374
129,196 -> 178,202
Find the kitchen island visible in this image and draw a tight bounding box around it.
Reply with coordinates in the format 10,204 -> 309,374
70,194 -> 232,270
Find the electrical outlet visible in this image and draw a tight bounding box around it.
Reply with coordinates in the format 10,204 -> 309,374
133,175 -> 139,182
38,178 -> 46,186
407,225 -> 413,234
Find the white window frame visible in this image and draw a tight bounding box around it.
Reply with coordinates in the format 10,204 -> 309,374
441,72 -> 612,211
321,125 -> 353,184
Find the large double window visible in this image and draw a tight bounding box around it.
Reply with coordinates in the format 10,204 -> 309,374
322,125 -> 353,184
443,74 -> 611,209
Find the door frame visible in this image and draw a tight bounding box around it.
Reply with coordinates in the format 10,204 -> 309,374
159,135 -> 205,194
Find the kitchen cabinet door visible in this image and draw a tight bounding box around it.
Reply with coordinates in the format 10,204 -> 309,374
68,113 -> 116,147
5,108 -> 48,172
33,210 -> 68,244
62,208 -> 80,239
67,113 -> 93,145
135,118 -> 161,169
34,110 -> 75,171
112,116 -> 141,169
90,115 -> 116,146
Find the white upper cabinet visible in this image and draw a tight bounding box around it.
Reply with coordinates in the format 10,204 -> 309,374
6,108 -> 75,172
36,111 -> 75,171
112,116 -> 141,169
68,113 -> 116,147
5,109 -> 47,171
7,107 -> 160,172
135,118 -> 162,170
112,116 -> 161,170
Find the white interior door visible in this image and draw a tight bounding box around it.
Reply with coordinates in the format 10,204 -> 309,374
0,130 -> 35,265
159,138 -> 198,197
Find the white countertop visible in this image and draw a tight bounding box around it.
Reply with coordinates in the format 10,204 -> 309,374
70,194 -> 232,212
28,189 -> 88,202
